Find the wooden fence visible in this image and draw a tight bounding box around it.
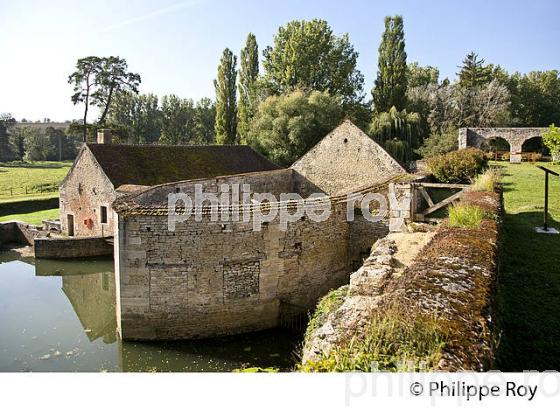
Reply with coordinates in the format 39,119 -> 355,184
0,183 -> 59,198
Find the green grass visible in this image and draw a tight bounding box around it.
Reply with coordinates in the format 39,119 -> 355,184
300,307 -> 447,372
494,161 -> 560,371
0,208 -> 59,225
448,203 -> 485,228
0,161 -> 71,203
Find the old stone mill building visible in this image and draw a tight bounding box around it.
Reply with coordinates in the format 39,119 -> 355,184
59,121 -> 408,340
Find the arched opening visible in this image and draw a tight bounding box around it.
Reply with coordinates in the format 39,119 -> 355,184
482,137 -> 510,161
522,136 -> 549,162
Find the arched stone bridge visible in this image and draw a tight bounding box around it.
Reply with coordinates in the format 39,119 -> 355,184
458,127 -> 548,163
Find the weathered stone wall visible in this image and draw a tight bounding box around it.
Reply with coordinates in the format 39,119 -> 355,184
34,236 -> 113,259
59,147 -> 117,237
291,120 -> 406,195
0,221 -> 42,246
116,200 -> 355,340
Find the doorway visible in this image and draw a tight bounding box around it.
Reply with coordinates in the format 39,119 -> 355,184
67,214 -> 74,236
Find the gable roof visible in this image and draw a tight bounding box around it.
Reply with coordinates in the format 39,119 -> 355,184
84,143 -> 281,188
290,120 -> 406,195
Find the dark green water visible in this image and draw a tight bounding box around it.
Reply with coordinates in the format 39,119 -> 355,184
0,250 -> 301,372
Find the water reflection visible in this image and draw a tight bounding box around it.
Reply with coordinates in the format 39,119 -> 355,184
0,251 -> 300,372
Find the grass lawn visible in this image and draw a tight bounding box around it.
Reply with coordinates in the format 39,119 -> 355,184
0,208 -> 59,225
0,161 -> 71,203
494,161 -> 560,370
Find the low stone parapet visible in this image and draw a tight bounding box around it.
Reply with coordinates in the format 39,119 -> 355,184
34,236 -> 113,259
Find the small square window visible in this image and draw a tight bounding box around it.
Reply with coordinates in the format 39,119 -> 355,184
100,206 -> 108,224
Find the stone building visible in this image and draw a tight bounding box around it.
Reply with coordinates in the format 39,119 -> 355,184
59,130 -> 279,237
112,120 -> 409,340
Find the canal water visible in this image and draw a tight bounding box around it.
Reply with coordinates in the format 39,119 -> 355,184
0,250 -> 302,372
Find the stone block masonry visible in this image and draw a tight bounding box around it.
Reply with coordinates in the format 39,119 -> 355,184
34,236 -> 113,259
116,200 -> 359,340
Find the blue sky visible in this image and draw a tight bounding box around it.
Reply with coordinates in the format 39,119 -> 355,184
1,0 -> 559,121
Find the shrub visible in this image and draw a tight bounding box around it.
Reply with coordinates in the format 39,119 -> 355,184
501,152 -> 510,162
543,124 -> 560,162
427,148 -> 487,183
470,167 -> 501,192
415,127 -> 458,159
448,203 -> 484,228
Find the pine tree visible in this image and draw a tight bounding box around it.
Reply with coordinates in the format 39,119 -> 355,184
238,33 -> 259,144
214,48 -> 238,144
372,15 -> 408,113
457,51 -> 491,88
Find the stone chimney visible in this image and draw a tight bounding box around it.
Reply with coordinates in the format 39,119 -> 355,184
97,129 -> 112,144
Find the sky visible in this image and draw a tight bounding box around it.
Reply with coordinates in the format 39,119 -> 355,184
1,0 -> 559,122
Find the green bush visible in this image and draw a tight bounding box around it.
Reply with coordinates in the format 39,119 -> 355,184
415,127 -> 458,159
427,148 -> 487,183
448,203 -> 484,228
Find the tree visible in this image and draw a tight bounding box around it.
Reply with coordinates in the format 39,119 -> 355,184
95,57 -> 141,125
248,90 -> 343,166
160,95 -> 195,145
543,124 -> 560,162
369,107 -> 420,163
0,113 -> 16,161
44,126 -> 67,161
415,126 -> 458,158
262,19 -> 364,105
9,125 -> 30,160
192,98 -> 216,144
108,92 -> 161,143
214,48 -> 238,144
238,33 -> 259,144
457,52 -> 491,88
407,62 -> 439,88
24,128 -> 55,161
507,70 -> 560,126
372,15 -> 408,112
68,56 -> 102,141
455,79 -> 510,127
69,56 -> 140,139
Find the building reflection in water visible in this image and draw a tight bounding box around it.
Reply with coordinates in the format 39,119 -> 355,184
34,257 -> 118,344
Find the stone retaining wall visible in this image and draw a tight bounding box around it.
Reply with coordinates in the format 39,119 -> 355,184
34,236 -> 113,259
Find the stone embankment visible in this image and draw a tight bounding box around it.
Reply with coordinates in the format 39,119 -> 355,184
302,190 -> 501,371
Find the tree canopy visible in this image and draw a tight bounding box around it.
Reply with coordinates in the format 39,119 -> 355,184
248,90 -> 343,166
214,48 -> 238,144
372,15 -> 408,112
262,19 -> 364,105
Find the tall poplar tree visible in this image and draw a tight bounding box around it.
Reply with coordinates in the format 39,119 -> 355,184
238,33 -> 259,144
214,48 -> 238,144
372,15 -> 408,113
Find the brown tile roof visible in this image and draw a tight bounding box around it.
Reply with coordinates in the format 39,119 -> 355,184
86,143 -> 280,187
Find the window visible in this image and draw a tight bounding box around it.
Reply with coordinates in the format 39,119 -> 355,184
100,206 -> 108,224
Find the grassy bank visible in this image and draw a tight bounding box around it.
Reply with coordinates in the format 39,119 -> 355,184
494,161 -> 560,370
0,161 -> 71,203
0,161 -> 68,225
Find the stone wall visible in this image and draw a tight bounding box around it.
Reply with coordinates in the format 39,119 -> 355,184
34,236 -> 113,259
291,120 -> 406,195
0,221 -> 42,246
116,200 -> 357,340
59,147 -> 117,237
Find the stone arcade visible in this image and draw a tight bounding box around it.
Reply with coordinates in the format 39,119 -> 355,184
458,127 -> 548,163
